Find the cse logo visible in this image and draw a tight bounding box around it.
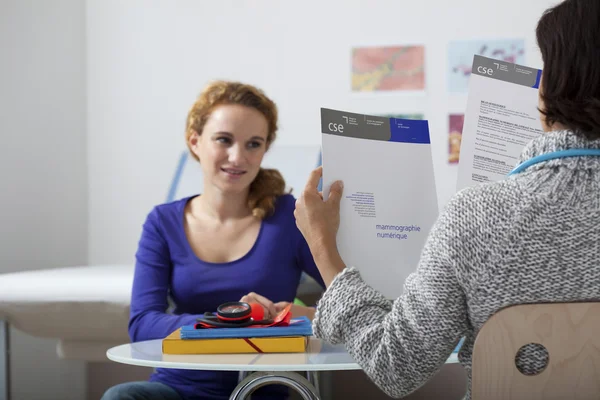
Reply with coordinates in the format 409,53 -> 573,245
328,122 -> 344,133
477,66 -> 494,76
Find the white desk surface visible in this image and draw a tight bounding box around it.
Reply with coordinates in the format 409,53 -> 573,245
107,337 -> 459,372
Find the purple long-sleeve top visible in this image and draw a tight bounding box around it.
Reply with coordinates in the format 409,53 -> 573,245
129,194 -> 325,400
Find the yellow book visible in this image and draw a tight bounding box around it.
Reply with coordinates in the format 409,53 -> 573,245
162,328 -> 308,354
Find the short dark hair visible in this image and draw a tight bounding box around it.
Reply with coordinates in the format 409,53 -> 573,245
536,0 -> 600,140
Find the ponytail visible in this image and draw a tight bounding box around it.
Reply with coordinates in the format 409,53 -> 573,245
248,168 -> 287,219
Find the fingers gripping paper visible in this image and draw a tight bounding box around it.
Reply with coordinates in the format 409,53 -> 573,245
320,108 -> 438,299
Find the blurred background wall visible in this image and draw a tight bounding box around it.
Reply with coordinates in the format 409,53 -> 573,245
1,0 -> 559,398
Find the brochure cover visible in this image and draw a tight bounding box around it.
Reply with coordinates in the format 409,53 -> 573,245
456,55 -> 544,191
320,108 -> 438,299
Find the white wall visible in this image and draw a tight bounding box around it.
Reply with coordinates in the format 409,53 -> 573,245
0,1 -> 87,399
0,0 -> 562,398
87,0 -> 560,265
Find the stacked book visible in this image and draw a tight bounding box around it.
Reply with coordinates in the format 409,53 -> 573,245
162,316 -> 313,355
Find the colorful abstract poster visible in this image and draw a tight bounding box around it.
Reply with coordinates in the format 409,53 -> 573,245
352,46 -> 425,91
448,39 -> 525,93
381,113 -> 424,120
448,114 -> 464,164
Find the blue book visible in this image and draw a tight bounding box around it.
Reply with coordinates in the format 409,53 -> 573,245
180,316 -> 313,340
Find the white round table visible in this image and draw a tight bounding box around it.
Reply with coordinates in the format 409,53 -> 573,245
107,337 -> 459,400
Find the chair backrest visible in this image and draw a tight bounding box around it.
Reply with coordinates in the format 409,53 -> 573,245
471,302 -> 600,400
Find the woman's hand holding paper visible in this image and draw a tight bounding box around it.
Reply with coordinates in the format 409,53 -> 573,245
294,166 -> 347,287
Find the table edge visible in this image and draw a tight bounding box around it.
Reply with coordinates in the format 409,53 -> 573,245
106,350 -> 363,372
106,340 -> 459,372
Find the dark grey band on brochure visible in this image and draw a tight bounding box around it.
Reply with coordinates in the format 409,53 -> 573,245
320,108 -> 391,142
471,54 -> 541,88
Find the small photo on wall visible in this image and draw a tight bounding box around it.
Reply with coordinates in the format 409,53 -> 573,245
448,39 -> 525,93
381,113 -> 424,120
449,114 -> 464,164
352,46 -> 425,92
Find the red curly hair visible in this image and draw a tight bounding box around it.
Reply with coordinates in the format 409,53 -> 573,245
185,80 -> 286,219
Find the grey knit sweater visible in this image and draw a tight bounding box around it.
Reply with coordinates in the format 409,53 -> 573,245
312,130 -> 600,399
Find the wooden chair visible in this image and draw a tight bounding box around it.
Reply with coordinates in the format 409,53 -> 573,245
471,302 -> 600,400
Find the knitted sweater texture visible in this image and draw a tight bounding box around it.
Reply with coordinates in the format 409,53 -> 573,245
312,130 -> 600,399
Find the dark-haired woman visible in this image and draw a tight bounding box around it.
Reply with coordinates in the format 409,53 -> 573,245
293,0 -> 600,398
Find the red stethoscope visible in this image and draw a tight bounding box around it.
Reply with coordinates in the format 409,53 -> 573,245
195,301 -> 291,329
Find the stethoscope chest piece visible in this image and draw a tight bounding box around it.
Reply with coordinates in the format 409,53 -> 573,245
195,301 -> 271,328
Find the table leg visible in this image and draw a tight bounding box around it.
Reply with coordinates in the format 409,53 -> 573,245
0,320 -> 10,400
229,371 -> 320,400
305,371 -> 319,395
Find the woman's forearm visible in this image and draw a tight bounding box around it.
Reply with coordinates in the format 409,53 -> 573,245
312,243 -> 347,287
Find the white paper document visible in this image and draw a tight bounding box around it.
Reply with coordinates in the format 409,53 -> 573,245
457,55 -> 544,191
320,108 -> 438,299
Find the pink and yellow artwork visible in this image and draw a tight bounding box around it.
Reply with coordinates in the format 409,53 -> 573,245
449,114 -> 464,164
352,46 -> 425,91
